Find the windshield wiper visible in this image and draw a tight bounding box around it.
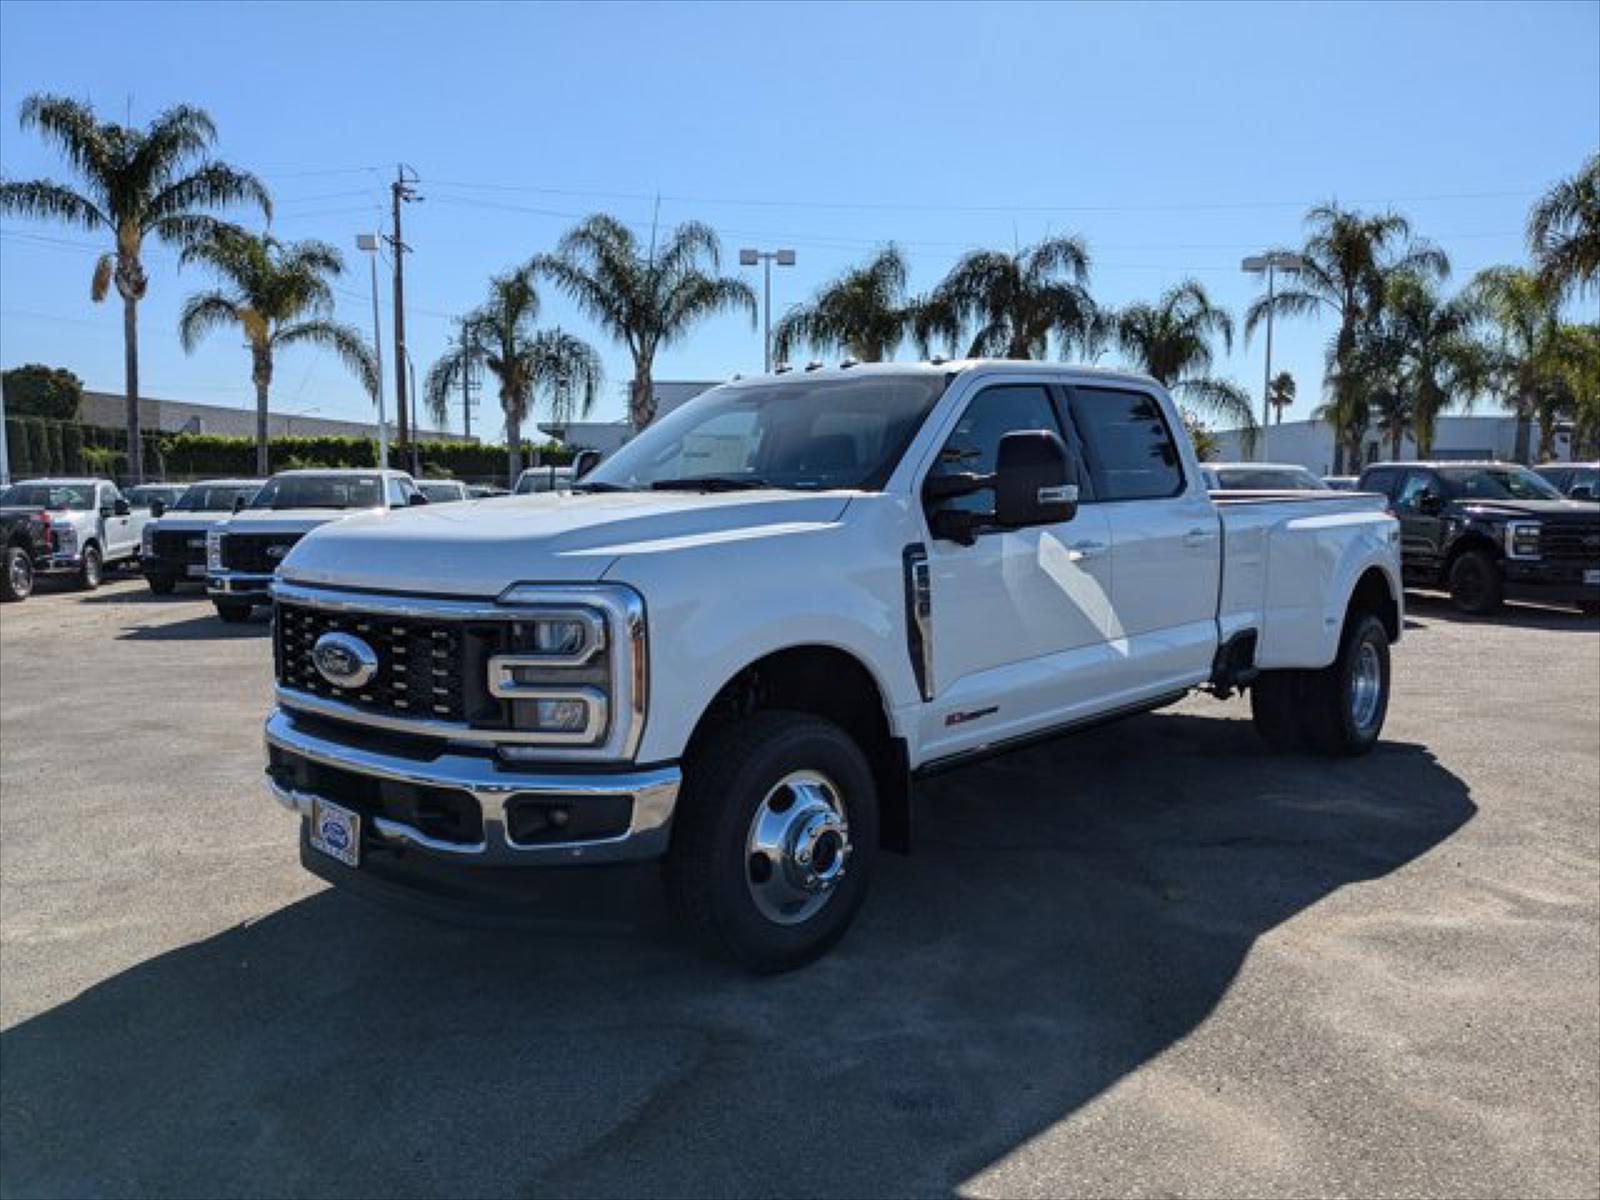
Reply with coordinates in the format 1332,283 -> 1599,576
570,481 -> 630,493
650,476 -> 777,492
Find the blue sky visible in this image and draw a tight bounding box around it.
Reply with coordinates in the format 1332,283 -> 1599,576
1,0 -> 1596,439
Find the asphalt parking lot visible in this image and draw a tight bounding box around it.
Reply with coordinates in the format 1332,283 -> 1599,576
1,577 -> 1596,1199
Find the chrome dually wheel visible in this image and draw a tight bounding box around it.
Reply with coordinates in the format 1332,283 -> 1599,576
745,770 -> 851,926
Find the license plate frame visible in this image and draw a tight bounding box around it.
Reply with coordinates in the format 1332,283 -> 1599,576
309,797 -> 361,867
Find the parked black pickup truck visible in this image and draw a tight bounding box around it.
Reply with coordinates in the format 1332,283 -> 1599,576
1358,461 -> 1600,615
0,506 -> 52,602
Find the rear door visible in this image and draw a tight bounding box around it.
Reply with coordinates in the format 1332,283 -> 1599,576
1067,384 -> 1220,694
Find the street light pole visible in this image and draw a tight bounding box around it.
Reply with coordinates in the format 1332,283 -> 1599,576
356,233 -> 389,470
739,247 -> 796,371
1242,251 -> 1303,461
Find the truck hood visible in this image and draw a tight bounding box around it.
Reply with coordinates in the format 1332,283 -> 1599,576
150,515 -> 232,534
279,490 -> 854,595
220,507 -> 374,536
1452,499 -> 1597,520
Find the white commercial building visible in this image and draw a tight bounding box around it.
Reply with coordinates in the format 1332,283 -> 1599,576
1210,414 -> 1577,474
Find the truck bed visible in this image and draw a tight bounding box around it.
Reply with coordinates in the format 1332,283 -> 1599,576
1213,491 -> 1397,670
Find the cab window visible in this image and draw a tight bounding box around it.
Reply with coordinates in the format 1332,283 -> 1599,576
927,385 -> 1062,515
1068,386 -> 1184,501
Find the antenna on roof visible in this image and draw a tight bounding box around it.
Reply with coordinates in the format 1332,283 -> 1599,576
805,361 -> 824,372
839,358 -> 858,369
929,354 -> 948,365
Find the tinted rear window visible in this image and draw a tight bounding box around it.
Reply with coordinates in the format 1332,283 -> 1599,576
1069,386 -> 1184,501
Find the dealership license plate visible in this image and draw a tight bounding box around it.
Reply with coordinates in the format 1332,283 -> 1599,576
1585,569 -> 1600,586
310,797 -> 360,867
186,564 -> 206,577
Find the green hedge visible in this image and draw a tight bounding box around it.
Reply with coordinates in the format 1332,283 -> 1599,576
6,421 -> 569,483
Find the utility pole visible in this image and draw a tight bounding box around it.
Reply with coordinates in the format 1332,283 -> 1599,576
388,164 -> 421,475
458,323 -> 478,440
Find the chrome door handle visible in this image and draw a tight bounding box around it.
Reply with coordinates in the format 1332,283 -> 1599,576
1182,527 -> 1217,547
1068,539 -> 1107,562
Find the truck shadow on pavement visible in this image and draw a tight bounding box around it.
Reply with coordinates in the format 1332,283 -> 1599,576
0,711 -> 1475,1199
1403,590 -> 1600,632
115,612 -> 271,641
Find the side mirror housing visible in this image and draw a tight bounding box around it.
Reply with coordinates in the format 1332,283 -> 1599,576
993,430 -> 1078,527
150,498 -> 167,518
112,498 -> 131,517
572,449 -> 602,479
233,495 -> 248,513
408,492 -> 430,506
1418,489 -> 1444,515
1570,484 -> 1595,501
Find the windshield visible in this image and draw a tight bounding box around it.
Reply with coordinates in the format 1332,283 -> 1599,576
584,375 -> 949,492
419,482 -> 464,502
173,485 -> 259,512
247,475 -> 382,510
514,468 -> 573,495
1438,466 -> 1564,501
0,483 -> 95,510
127,485 -> 184,506
1214,467 -> 1327,491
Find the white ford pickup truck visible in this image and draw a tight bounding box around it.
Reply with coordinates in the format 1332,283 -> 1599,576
264,362 -> 1402,970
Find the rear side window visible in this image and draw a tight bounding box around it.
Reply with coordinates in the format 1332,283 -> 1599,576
1069,386 -> 1184,501
1360,467 -> 1401,499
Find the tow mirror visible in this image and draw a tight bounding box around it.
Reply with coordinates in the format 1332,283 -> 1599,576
408,492 -> 430,506
1570,484 -> 1595,501
112,498 -> 131,517
150,498 -> 167,518
572,449 -> 602,479
994,430 -> 1078,527
233,495 -> 248,513
1418,489 -> 1443,515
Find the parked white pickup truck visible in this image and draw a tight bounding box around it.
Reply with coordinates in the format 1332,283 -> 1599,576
264,362 -> 1402,970
0,477 -> 149,588
141,478 -> 264,594
207,468 -> 428,621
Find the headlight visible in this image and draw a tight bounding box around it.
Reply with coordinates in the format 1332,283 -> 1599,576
491,585 -> 646,758
206,530 -> 224,572
55,525 -> 78,555
141,524 -> 155,556
1505,521 -> 1541,560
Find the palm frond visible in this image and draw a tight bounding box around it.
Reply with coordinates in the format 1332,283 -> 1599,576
273,319 -> 379,399
146,163 -> 273,230
17,95 -> 112,187
177,290 -> 241,353
0,178 -> 107,230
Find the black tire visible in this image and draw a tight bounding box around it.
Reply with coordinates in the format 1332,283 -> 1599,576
1250,670 -> 1308,752
213,599 -> 253,623
77,543 -> 103,591
146,575 -> 177,596
1,547 -> 34,602
1447,548 -> 1502,615
666,710 -> 879,973
1299,613 -> 1391,757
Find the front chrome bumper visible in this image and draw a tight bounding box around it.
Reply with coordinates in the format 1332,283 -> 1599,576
209,570 -> 275,596
264,706 -> 680,865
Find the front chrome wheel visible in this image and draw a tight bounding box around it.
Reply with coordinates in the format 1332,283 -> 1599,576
745,770 -> 851,926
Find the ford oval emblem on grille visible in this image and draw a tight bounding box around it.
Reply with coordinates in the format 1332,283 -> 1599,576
312,632 -> 379,689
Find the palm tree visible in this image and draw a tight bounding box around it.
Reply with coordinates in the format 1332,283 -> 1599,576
177,229 -> 377,474
1268,371 -> 1296,424
771,245 -> 916,363
1468,266 -> 1564,462
1546,323 -> 1600,458
1245,204 -> 1448,472
915,236 -> 1101,360
1113,280 -> 1258,445
1528,154 -> 1599,301
533,215 -> 754,429
425,267 -> 602,482
1378,273 -> 1489,457
0,95 -> 270,480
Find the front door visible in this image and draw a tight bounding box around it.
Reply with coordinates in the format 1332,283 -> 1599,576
99,485 -> 136,557
1393,469 -> 1445,578
1067,384 -> 1221,696
917,380 -> 1115,760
